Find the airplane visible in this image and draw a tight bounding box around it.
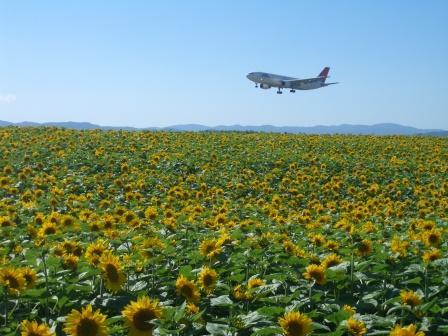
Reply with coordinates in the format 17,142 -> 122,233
246,67 -> 338,94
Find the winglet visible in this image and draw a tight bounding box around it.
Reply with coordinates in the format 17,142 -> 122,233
318,67 -> 330,78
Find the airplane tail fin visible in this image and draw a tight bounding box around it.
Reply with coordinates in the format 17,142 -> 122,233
318,67 -> 330,79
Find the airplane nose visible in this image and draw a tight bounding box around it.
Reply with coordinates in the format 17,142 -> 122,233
246,73 -> 253,80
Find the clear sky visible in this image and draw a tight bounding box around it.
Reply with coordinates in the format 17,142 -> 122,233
1,1 -> 447,128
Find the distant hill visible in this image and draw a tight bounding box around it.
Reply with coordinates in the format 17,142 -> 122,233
0,120 -> 446,135
419,130 -> 448,136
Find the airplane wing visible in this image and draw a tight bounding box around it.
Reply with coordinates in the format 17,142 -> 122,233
283,76 -> 338,89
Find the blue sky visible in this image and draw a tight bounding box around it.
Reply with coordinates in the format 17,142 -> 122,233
1,1 -> 447,128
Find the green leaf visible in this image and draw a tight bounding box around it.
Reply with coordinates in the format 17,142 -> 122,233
240,311 -> 264,327
174,301 -> 186,322
179,265 -> 192,278
257,306 -> 284,317
24,288 -> 46,297
402,276 -> 421,285
312,322 -> 331,331
251,327 -> 283,335
205,322 -> 231,335
210,295 -> 234,307
325,310 -> 350,325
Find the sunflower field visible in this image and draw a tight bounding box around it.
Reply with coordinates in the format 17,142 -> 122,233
0,127 -> 447,336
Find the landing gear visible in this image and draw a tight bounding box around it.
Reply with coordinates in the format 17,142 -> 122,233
276,89 -> 282,94
255,84 -> 258,88
290,89 -> 296,93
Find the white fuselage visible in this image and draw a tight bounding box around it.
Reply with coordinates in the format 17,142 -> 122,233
246,72 -> 324,90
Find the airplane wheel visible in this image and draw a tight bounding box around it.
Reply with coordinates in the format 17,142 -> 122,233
277,91 -> 282,94
290,90 -> 295,93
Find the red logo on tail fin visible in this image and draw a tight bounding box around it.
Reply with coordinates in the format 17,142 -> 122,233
318,67 -> 330,78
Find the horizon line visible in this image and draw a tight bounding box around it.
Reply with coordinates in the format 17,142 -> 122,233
1,119 -> 447,131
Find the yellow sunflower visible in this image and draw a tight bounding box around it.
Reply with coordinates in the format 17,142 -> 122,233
0,267 -> 25,295
391,236 -> 410,257
122,296 -> 163,336
357,239 -> 373,256
422,248 -> 441,264
59,239 -> 83,256
342,304 -> 356,316
400,290 -> 421,307
21,320 -> 55,336
389,324 -> 425,336
198,266 -> 218,294
140,237 -> 165,259
283,240 -> 301,256
60,214 -> 76,228
21,267 -> 38,288
0,216 -> 15,228
346,317 -> 367,336
99,253 -> 126,292
175,275 -> 200,303
37,222 -> 59,238
63,254 -> 79,271
85,240 -> 109,265
321,253 -> 342,268
247,277 -> 265,289
186,302 -> 199,315
144,207 -> 158,220
199,239 -> 222,259
232,284 -> 248,301
278,311 -> 312,336
303,264 -> 327,285
423,229 -> 442,247
64,305 -> 108,336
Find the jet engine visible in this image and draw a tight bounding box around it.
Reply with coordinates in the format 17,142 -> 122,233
260,83 -> 271,89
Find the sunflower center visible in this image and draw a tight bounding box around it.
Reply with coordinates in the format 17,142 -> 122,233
64,218 -> 74,226
287,321 -> 305,336
428,234 -> 439,244
77,317 -> 99,336
203,274 -> 214,286
28,333 -> 41,336
24,274 -> 34,284
1,220 -> 12,227
92,248 -> 103,256
326,260 -> 339,267
4,275 -> 20,289
105,264 -> 119,282
133,309 -> 155,331
45,226 -> 56,234
180,284 -> 193,297
359,245 -> 368,252
310,270 -> 323,281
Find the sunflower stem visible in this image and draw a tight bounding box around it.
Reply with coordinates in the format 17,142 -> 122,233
333,280 -> 337,301
99,276 -> 103,298
3,286 -> 7,327
424,266 -> 428,300
42,252 -> 50,322
350,251 -> 354,293
152,263 -> 156,293
308,283 -> 313,303
350,236 -> 355,295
